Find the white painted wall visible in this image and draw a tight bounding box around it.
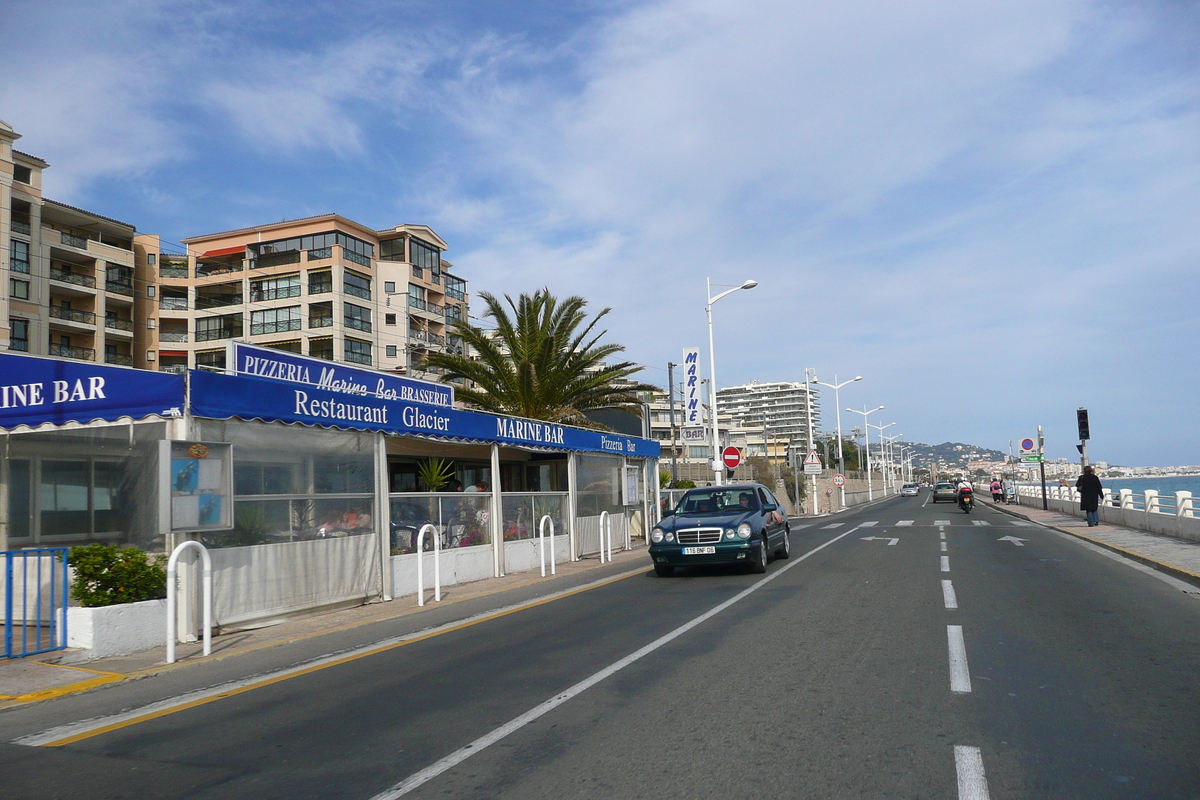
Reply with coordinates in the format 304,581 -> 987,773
66,598 -> 166,660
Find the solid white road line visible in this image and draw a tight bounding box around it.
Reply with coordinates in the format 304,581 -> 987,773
859,521 -> 877,527
947,625 -> 973,693
941,556 -> 950,572
922,493 -> 931,507
366,527 -> 864,800
940,542 -> 947,552
897,520 -> 914,526
954,745 -> 991,799
971,520 -> 990,526
1010,520 -> 1030,526
935,520 -> 951,527
941,579 -> 958,609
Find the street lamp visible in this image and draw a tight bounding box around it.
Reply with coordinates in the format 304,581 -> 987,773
846,405 -> 884,501
869,422 -> 896,495
810,374 -> 862,509
706,278 -> 757,486
883,433 -> 904,491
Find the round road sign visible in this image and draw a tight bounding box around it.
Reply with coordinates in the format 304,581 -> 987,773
832,474 -> 846,487
1021,438 -> 1035,451
721,446 -> 742,470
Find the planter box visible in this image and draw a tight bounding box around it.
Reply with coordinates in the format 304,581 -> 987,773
66,598 -> 167,660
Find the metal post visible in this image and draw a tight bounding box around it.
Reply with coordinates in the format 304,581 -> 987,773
376,433 -> 392,601
539,515 -> 556,577
490,444 -> 503,576
1038,425 -> 1048,511
706,280 -> 722,487
667,363 -> 679,484
415,523 -> 440,605
166,541 -> 212,664
567,451 -> 579,562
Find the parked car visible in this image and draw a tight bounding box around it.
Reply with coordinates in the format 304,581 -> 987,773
900,483 -> 919,497
649,484 -> 790,577
931,482 -> 957,503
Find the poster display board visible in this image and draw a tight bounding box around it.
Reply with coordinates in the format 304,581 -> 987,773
159,441 -> 234,533
623,465 -> 642,506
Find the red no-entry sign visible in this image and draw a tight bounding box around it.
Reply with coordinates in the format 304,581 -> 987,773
721,446 -> 742,470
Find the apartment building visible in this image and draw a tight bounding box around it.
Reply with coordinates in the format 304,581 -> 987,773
2,119 -> 147,367
163,217 -> 467,377
716,380 -> 821,447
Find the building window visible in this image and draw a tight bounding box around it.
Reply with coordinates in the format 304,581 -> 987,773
386,345 -> 397,358
344,338 -> 371,365
308,270 -> 332,294
10,318 -> 29,351
379,238 -> 405,261
309,337 -> 334,360
687,446 -> 712,459
251,273 -> 301,302
196,350 -> 226,369
13,165 -> 32,184
411,238 -> 441,273
147,253 -> 157,265
344,270 -> 371,300
195,313 -> 242,342
10,279 -> 30,300
383,281 -> 396,294
385,313 -> 396,325
10,241 -> 30,274
309,301 -> 334,328
344,303 -> 371,333
444,274 -> 466,301
250,306 -> 302,335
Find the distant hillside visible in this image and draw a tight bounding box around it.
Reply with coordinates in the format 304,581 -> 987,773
904,441 -> 1008,471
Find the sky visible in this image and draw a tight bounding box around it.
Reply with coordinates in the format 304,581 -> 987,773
3,0 -> 1197,466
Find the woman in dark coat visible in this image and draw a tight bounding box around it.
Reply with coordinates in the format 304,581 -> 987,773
1075,465 -> 1104,527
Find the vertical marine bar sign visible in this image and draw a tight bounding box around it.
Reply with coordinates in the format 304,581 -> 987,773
682,348 -> 701,428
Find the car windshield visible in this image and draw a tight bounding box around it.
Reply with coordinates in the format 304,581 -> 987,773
935,483 -> 954,490
678,488 -> 759,514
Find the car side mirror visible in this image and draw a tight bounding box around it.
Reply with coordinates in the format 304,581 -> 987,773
762,503 -> 777,513
661,507 -> 674,517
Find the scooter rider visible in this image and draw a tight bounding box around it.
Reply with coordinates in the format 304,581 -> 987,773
956,478 -> 975,510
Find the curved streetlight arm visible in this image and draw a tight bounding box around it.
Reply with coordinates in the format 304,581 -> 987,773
705,277 -> 757,486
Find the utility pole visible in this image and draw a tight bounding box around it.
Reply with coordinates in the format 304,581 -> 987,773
1038,425 -> 1049,511
666,362 -> 679,484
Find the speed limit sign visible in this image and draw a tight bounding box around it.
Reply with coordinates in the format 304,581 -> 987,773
832,474 -> 846,487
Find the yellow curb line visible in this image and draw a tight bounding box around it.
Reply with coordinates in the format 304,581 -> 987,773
9,673 -> 126,704
39,569 -> 641,747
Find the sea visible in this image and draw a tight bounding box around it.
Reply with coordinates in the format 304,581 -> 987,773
1093,475 -> 1200,497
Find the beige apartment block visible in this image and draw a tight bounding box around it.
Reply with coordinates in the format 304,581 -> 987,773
173,216 -> 468,378
1,119 -> 144,367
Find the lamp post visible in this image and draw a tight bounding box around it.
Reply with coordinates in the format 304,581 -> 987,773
811,374 -> 861,509
883,433 -> 903,491
846,406 -> 884,501
666,362 -> 679,484
706,278 -> 757,486
868,422 -> 896,495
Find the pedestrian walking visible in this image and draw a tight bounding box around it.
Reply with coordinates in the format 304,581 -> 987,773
1001,477 -> 1014,504
1076,465 -> 1104,527
990,478 -> 1002,503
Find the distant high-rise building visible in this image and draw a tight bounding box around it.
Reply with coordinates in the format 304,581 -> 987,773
716,380 -> 821,446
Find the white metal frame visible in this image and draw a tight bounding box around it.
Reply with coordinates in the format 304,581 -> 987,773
539,515 -> 556,577
416,523 -> 441,606
166,540 -> 212,664
598,510 -> 613,563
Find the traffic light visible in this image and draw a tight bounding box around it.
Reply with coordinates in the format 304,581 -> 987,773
1076,408 -> 1090,441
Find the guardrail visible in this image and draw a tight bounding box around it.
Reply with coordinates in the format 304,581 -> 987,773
416,523 -> 441,606
4,548 -> 69,658
166,541 -> 212,664
1016,484 -> 1199,542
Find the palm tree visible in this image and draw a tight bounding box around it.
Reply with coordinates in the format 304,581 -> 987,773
421,288 -> 653,427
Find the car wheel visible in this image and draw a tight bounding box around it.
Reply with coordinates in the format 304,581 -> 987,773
654,564 -> 674,577
776,527 -> 791,559
752,537 -> 769,574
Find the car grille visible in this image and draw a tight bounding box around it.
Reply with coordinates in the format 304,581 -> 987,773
676,527 -> 724,545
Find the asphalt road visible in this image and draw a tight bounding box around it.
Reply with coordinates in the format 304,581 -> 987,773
2,495 -> 1199,799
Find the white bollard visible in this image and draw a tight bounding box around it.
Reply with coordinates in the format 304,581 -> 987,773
415,523 -> 440,606
539,515 -> 556,577
166,540 -> 212,665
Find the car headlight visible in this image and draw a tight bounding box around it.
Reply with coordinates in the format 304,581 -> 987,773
665,532 -> 675,542
724,528 -> 737,540
651,528 -> 665,543
737,523 -> 753,539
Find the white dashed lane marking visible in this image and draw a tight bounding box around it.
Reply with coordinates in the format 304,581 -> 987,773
947,625 -> 973,693
954,745 -> 991,799
822,523 -> 844,529
971,520 -> 990,526
940,542 -> 947,552
859,521 -> 877,527
941,579 -> 958,609
935,520 -> 951,527
896,520 -> 914,526
941,556 -> 950,572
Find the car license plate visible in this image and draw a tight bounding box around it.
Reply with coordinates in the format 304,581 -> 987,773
682,546 -> 716,555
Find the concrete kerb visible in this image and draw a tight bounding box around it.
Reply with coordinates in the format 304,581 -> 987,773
987,501 -> 1200,591
0,546 -> 651,710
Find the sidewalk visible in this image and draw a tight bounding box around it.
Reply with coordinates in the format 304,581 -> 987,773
988,499 -> 1200,590
0,546 -> 650,709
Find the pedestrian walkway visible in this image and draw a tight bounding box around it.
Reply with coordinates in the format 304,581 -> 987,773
0,546 -> 651,708
988,500 -> 1200,589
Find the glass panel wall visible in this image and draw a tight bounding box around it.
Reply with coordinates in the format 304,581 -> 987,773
500,492 -> 568,542
388,493 -> 492,554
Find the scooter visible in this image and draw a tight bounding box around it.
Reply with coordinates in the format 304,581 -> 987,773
958,489 -> 974,514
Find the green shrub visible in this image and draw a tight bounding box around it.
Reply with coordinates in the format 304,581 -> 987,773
70,544 -> 167,608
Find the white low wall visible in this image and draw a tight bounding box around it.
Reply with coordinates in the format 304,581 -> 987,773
1017,487 -> 1200,542
391,543 -> 495,599
67,598 -> 167,660
503,535 -> 572,575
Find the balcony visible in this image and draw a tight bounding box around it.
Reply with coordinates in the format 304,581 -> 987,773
257,250 -> 301,269
307,247 -> 332,261
104,352 -> 134,366
105,316 -> 135,332
160,264 -> 189,279
344,350 -> 372,366
160,297 -> 189,311
250,285 -> 301,302
159,331 -> 189,342
309,315 -> 333,329
50,267 -> 97,289
345,284 -> 371,301
407,295 -> 444,319
9,340 -> 29,352
60,231 -> 89,249
160,364 -> 187,374
250,319 -> 302,336
49,344 -> 95,361
105,280 -> 135,297
344,317 -> 372,333
342,250 -> 371,268
195,262 -> 243,278
12,219 -> 31,236
49,306 -> 97,325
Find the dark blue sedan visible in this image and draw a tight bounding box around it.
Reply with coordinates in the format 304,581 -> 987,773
649,484 -> 791,577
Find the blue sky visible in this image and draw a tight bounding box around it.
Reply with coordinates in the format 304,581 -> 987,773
4,0 -> 1197,466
